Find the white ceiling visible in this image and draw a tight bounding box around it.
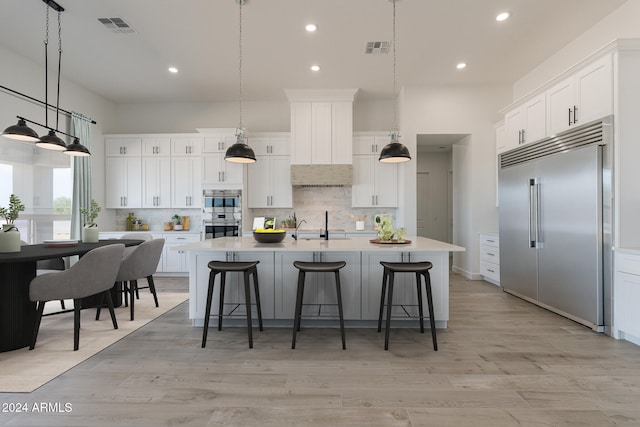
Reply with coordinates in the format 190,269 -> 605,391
0,0 -> 627,104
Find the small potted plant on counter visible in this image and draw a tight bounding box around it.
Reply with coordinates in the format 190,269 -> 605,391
80,199 -> 101,243
0,194 -> 25,253
172,214 -> 183,230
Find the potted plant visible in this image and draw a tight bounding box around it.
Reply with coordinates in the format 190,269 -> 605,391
0,194 -> 25,253
80,199 -> 101,243
172,214 -> 183,230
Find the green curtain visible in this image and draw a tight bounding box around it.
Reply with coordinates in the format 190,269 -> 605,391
70,112 -> 92,240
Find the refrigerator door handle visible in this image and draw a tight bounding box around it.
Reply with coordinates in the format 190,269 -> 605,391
535,181 -> 543,247
528,178 -> 536,247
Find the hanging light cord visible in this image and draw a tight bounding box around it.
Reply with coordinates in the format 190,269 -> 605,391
237,0 -> 244,139
392,0 -> 397,135
44,5 -> 50,127
55,10 -> 63,130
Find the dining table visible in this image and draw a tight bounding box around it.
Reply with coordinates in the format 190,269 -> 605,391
0,239 -> 143,353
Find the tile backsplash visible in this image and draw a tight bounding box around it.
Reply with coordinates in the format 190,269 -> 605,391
251,186 -> 396,232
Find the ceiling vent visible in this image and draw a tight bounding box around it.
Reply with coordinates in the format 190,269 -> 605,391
98,18 -> 136,34
365,41 -> 390,54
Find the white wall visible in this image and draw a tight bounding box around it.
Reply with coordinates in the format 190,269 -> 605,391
0,45 -> 117,227
399,85 -> 511,277
513,1 -> 640,100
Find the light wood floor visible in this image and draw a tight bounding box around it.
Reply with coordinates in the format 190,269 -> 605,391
2,274 -> 640,426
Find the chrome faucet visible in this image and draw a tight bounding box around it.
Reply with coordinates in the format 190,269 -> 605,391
292,219 -> 307,241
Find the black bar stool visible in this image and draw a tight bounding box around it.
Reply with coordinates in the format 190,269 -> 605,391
377,261 -> 437,351
292,260 -> 347,350
202,260 -> 263,349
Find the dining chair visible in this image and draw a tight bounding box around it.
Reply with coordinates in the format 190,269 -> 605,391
29,244 -> 125,351
98,238 -> 165,321
119,233 -> 154,300
21,240 -> 67,309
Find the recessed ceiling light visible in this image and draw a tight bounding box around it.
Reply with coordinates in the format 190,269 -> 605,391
496,12 -> 510,22
305,24 -> 317,32
456,63 -> 467,70
310,65 -> 320,72
168,67 -> 178,74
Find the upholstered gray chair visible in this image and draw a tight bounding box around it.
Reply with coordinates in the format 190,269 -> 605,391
120,232 -> 153,258
101,238 -> 165,321
29,244 -> 125,351
21,240 -> 68,309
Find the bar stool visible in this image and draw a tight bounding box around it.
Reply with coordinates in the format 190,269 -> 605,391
377,261 -> 437,351
292,261 -> 347,350
202,260 -> 263,349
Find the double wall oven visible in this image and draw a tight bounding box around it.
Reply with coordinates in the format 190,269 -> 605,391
202,190 -> 241,239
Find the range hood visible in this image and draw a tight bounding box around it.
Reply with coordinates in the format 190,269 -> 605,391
290,164 -> 353,186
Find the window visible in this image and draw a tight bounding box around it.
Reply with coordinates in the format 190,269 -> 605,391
0,138 -> 72,243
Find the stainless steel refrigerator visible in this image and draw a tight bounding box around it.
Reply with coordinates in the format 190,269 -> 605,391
498,117 -> 613,332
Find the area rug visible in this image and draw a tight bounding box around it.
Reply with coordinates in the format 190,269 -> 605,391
0,292 -> 188,393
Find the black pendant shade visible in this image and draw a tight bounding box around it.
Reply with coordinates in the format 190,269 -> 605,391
36,129 -> 67,151
2,118 -> 40,142
64,137 -> 91,156
225,140 -> 256,163
379,132 -> 411,163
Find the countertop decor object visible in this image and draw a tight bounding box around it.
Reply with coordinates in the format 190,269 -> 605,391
253,230 -> 286,243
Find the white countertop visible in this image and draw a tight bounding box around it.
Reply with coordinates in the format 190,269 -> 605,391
175,236 -> 465,253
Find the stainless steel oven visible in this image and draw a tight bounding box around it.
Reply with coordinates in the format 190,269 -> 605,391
202,190 -> 241,239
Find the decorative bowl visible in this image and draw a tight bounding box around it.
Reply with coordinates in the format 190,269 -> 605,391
253,231 -> 287,243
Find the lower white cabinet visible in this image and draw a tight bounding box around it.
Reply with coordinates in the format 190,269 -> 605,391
479,233 -> 500,285
615,250 -> 640,343
163,234 -> 201,273
274,251 -> 361,319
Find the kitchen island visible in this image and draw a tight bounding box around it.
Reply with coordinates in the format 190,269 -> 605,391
175,236 -> 464,329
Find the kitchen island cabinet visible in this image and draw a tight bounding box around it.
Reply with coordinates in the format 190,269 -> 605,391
176,236 -> 464,328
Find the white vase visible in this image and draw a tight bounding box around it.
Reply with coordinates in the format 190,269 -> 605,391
0,224 -> 21,253
82,224 -> 99,243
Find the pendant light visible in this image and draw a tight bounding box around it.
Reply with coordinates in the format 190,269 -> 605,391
224,0 -> 256,164
1,0 -> 91,156
379,0 -> 411,163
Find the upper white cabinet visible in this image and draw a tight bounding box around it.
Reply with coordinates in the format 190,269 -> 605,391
141,137 -> 171,156
141,156 -> 171,208
287,89 -> 357,165
546,53 -> 613,135
171,156 -> 202,208
201,153 -> 244,186
105,156 -> 142,208
352,134 -> 398,208
504,93 -> 546,149
202,132 -> 237,153
247,134 -> 292,208
171,136 -> 202,156
105,137 -> 141,157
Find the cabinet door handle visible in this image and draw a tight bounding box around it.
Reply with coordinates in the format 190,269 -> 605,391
221,171 -> 225,182
568,108 -> 572,126
372,195 -> 375,205
124,196 -> 127,206
521,129 -> 525,143
573,106 -> 578,124
185,146 -> 189,154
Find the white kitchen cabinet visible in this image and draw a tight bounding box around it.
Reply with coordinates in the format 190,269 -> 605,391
495,121 -> 507,154
170,136 -> 202,156
290,100 -> 353,165
202,132 -> 237,153
274,251 -> 361,320
547,53 -> 612,135
504,93 -> 546,148
479,233 -> 500,285
141,157 -> 171,208
201,152 -> 244,187
171,156 -> 202,208
105,137 -> 141,157
105,157 -> 142,208
247,135 -> 292,208
352,154 -> 398,207
163,233 -> 201,273
614,251 -> 640,344
353,134 -> 390,155
141,137 -> 171,156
